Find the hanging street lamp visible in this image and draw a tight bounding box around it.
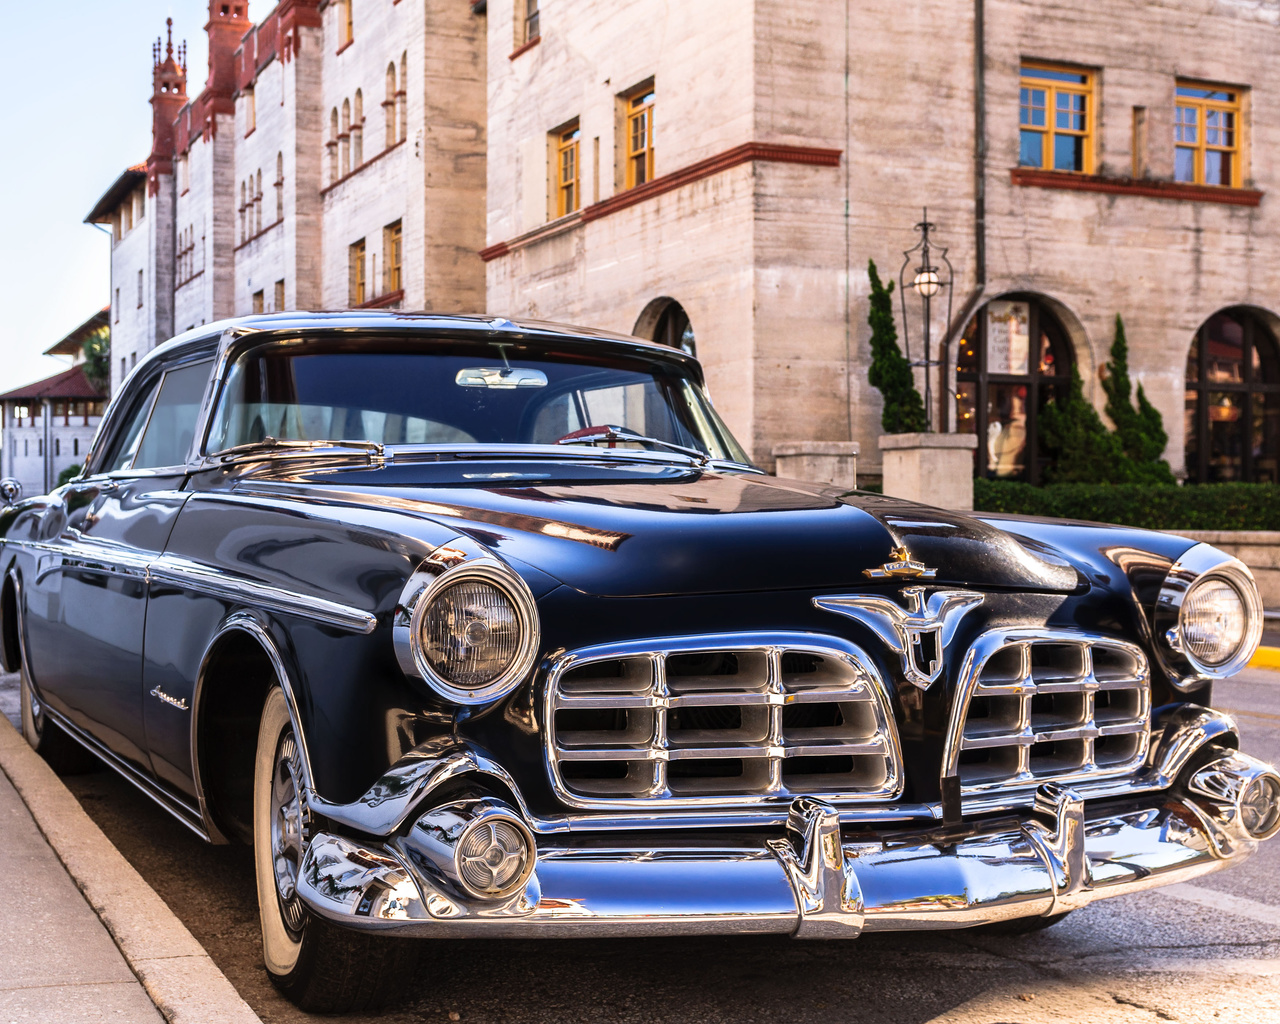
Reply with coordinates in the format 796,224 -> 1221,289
898,208 -> 955,432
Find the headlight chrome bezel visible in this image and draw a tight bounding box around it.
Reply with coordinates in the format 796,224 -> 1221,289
1155,543 -> 1262,688
394,554 -> 540,705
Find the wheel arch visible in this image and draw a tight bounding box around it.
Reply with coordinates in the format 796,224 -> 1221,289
192,610 -> 314,845
0,564 -> 20,675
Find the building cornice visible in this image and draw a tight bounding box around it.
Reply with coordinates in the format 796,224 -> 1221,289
480,141 -> 842,262
1010,167 -> 1263,207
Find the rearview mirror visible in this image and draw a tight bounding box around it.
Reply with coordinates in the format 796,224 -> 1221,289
455,367 -> 548,390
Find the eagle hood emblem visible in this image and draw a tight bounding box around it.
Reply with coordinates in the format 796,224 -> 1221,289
864,545 -> 936,579
814,586 -> 982,689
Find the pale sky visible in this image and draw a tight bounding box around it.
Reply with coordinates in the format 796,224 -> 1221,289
0,1 -> 263,394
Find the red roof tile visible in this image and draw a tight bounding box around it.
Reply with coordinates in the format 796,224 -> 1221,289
0,365 -> 106,402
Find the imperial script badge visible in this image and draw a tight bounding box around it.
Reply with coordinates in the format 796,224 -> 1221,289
814,586 -> 983,689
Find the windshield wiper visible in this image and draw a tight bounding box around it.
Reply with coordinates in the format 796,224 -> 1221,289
213,437 -> 385,463
556,425 -> 709,465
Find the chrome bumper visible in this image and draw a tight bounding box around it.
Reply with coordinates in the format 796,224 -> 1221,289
295,749 -> 1279,938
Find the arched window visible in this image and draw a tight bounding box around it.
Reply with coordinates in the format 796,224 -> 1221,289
340,99 -> 351,177
328,107 -> 339,183
353,89 -> 364,167
275,152 -> 284,221
634,298 -> 696,356
385,63 -> 398,147
1185,307 -> 1280,483
399,52 -> 408,144
955,295 -> 1074,482
239,180 -> 247,242
255,169 -> 263,233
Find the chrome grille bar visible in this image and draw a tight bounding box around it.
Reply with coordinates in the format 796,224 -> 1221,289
545,633 -> 904,810
943,629 -> 1151,797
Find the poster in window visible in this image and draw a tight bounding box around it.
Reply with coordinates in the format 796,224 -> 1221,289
986,301 -> 1031,375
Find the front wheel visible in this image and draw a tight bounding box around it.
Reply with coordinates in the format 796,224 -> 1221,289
19,659 -> 98,774
253,688 -> 420,1013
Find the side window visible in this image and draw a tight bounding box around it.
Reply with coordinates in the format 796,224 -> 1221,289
131,361 -> 213,470
102,379 -> 163,473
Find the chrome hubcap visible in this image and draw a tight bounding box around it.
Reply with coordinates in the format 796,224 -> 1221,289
270,733 -> 309,936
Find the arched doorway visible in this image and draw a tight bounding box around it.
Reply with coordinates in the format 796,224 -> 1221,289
633,298 -> 696,356
955,294 -> 1075,483
1185,307 -> 1280,483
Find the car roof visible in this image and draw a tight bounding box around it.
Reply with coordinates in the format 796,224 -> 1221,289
145,311 -> 702,374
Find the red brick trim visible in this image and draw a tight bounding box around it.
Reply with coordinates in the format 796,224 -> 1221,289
1010,167 -> 1262,207
509,36 -> 541,60
356,288 -> 405,309
336,38 -> 354,56
480,142 -> 842,261
320,138 -> 405,196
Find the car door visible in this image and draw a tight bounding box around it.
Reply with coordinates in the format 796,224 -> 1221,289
23,358 -> 212,774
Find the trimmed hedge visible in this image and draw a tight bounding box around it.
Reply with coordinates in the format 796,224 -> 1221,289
973,479 -> 1280,531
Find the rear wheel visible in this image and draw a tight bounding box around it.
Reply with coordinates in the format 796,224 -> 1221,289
253,687 -> 420,1013
19,659 -> 98,774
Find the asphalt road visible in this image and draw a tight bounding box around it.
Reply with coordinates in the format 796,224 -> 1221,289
3,669 -> 1279,1024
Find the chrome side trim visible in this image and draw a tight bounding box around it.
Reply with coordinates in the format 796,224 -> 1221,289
1154,543 -> 1264,688
25,539 -> 152,584
149,554 -> 377,634
12,538 -> 377,633
39,701 -> 210,841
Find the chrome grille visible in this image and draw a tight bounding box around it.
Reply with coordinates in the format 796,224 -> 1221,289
944,629 -> 1151,795
546,633 -> 903,809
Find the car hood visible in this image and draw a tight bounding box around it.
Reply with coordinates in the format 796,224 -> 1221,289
243,460 -> 1082,597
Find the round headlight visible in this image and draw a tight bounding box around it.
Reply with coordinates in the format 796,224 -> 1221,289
1180,576 -> 1248,667
422,579 -> 521,686
1156,545 -> 1263,685
394,556 -> 540,704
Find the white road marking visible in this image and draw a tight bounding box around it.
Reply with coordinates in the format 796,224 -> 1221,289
1162,882 -> 1280,927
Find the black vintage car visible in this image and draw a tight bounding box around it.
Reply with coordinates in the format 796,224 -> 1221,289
3,312 -> 1278,1011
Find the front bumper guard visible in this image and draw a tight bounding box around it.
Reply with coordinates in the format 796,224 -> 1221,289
295,750 -> 1279,938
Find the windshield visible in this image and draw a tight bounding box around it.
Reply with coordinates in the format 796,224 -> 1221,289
206,339 -> 751,464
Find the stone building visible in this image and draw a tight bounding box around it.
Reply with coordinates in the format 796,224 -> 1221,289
481,0 -> 1280,482
0,366 -> 106,497
80,0 -> 1280,485
84,0 -> 487,400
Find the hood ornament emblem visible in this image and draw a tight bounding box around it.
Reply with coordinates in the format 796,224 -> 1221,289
814,586 -> 982,689
864,545 -> 936,579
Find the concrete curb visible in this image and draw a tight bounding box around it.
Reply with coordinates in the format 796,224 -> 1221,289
0,716 -> 263,1024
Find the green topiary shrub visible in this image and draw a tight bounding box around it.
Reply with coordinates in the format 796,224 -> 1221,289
1038,364 -> 1129,483
1101,314 -> 1175,484
56,464 -> 82,487
974,479 -> 1280,531
866,260 -> 927,434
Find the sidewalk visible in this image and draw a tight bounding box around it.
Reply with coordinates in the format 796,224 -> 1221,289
0,760 -> 164,1022
0,678 -> 262,1024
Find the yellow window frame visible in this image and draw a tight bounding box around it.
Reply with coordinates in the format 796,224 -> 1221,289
556,125 -> 581,217
1019,61 -> 1095,175
1175,81 -> 1242,188
625,89 -> 655,190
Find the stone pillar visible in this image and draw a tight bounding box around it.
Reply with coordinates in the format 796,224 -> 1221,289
878,433 -> 978,511
771,442 -> 859,490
